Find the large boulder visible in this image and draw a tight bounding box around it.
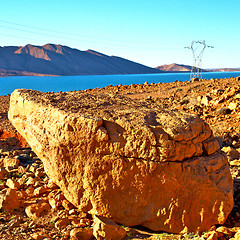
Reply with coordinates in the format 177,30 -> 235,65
8,89 -> 233,233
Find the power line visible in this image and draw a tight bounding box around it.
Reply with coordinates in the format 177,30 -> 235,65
0,24 -> 180,50
0,19 -> 163,46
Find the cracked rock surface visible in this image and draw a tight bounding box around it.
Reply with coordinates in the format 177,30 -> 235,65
8,89 -> 233,233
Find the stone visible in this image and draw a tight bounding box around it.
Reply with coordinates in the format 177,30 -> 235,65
31,233 -> 47,240
216,107 -> 231,115
8,218 -> 20,228
47,179 -> 59,189
207,232 -> 218,240
201,95 -> 212,106
6,179 -> 20,190
93,215 -> 126,240
222,146 -> 240,160
62,199 -> 75,210
55,217 -> 70,230
33,186 -> 48,196
70,228 -> 94,240
3,158 -> 19,169
191,77 -> 199,82
0,168 -> 9,180
8,89 -> 233,233
235,230 -> 240,240
25,202 -> 51,220
25,176 -> 35,186
0,188 -> 20,213
228,102 -> 238,110
49,198 -> 61,210
216,226 -> 233,236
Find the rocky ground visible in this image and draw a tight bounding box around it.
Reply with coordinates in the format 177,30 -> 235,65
1,75 -> 240,239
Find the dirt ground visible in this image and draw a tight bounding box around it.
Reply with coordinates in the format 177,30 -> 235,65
0,75 -> 240,239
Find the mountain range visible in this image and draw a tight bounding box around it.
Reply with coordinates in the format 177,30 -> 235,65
0,44 -> 239,77
0,44 -> 161,76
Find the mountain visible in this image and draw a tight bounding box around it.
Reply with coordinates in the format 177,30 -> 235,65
155,63 -> 205,72
206,67 -> 240,72
156,63 -> 240,73
0,44 -> 162,76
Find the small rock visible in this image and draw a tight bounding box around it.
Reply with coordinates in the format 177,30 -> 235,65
201,95 -> 212,106
33,186 -> 48,196
222,146 -> 240,160
31,232 -> 47,240
3,158 -> 19,169
0,168 -> 9,180
35,168 -> 45,178
49,198 -> 61,210
0,188 -> 20,213
25,176 -> 35,186
55,217 -> 70,230
25,202 -> 51,220
207,231 -> 218,240
18,166 -> 26,174
229,102 -> 238,110
93,215 -> 126,240
6,179 -> 20,190
47,179 -> 59,189
216,107 -> 231,115
70,227 -> 94,240
26,186 -> 35,197
62,199 -> 75,210
216,226 -> 233,236
191,77 -> 199,82
8,218 -> 20,228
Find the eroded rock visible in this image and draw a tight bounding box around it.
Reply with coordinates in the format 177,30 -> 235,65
8,89 -> 233,233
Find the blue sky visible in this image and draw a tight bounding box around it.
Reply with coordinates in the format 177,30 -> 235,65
0,0 -> 239,68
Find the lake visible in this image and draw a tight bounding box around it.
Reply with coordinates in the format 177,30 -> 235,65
1,71 -> 240,96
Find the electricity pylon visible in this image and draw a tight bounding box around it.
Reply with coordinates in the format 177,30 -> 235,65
185,40 -> 214,80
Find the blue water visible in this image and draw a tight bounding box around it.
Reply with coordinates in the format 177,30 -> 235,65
0,71 -> 240,96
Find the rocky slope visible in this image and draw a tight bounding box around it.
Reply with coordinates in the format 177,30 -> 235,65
0,75 -> 240,239
155,63 -> 196,72
0,44 -> 161,76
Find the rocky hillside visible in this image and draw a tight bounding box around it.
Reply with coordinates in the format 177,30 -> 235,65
0,44 -> 162,76
156,63 -> 240,73
155,63 -> 204,72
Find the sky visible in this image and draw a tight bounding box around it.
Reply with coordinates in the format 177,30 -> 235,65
0,0 -> 239,69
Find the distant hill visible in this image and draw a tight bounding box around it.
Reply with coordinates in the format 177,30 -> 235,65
207,67 -> 240,72
156,63 -> 240,73
0,44 -> 162,76
155,63 -> 205,72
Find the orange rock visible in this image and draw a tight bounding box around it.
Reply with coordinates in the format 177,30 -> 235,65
216,226 -> 233,236
0,188 -> 20,213
3,158 -> 19,169
6,179 -> 20,190
70,227 -> 94,240
93,215 -> 126,240
62,199 -> 75,210
33,186 -> 48,196
8,89 -> 234,233
49,198 -> 61,210
55,217 -> 70,230
0,168 -> 9,180
25,202 -> 51,220
207,232 -> 218,240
